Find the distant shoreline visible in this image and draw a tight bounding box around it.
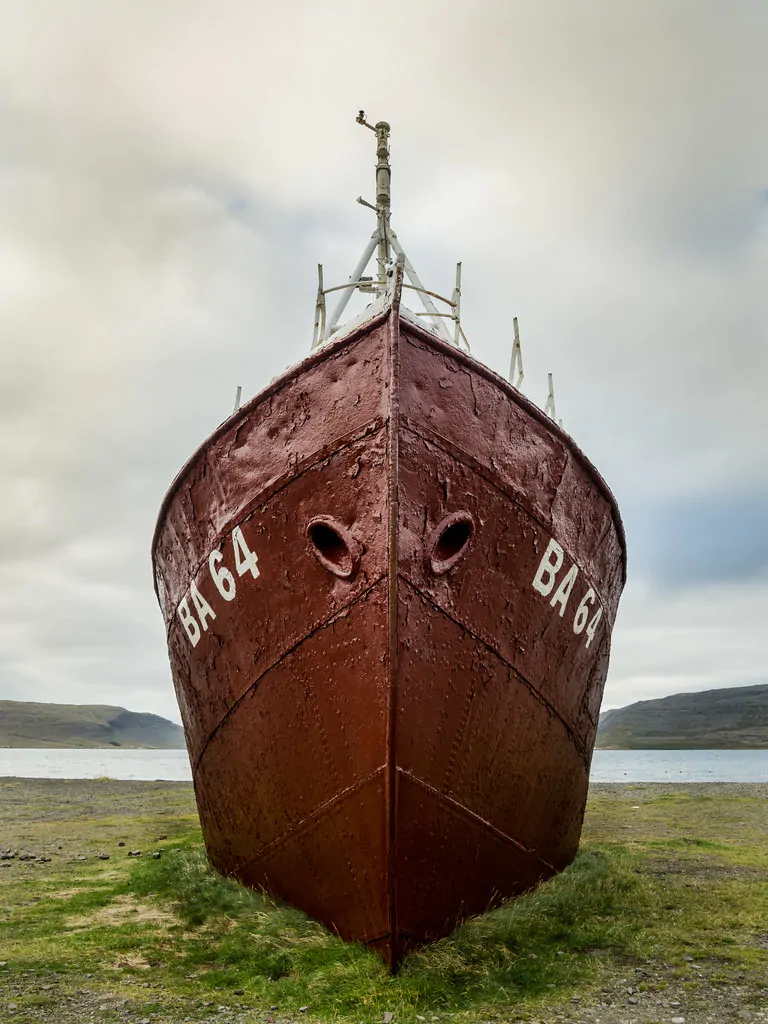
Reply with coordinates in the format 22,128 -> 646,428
597,682 -> 768,749
0,699 -> 185,750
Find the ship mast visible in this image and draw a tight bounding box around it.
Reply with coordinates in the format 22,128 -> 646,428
313,113 -> 467,349
361,114 -> 392,297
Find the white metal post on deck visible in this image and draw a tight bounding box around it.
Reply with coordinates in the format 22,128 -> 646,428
544,373 -> 563,427
544,373 -> 556,420
452,263 -> 462,346
312,264 -> 326,349
509,316 -> 524,389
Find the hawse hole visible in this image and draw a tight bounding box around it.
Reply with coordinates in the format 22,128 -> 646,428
427,512 -> 474,575
307,517 -> 360,579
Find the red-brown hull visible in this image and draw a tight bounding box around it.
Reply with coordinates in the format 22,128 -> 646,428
152,302 -> 625,968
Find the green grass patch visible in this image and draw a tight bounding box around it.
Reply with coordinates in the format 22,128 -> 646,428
122,841 -> 653,1017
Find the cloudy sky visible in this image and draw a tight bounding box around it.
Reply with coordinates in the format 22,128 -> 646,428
1,0 -> 766,722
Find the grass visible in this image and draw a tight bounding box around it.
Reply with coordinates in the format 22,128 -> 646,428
1,780 -> 767,1022
122,840 -> 646,1011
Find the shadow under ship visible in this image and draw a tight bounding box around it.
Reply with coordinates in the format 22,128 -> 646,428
152,116 -> 626,970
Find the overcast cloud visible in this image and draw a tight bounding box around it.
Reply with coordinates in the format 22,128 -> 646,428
1,0 -> 766,721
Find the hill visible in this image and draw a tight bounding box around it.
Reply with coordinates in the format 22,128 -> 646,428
0,700 -> 185,749
596,683 -> 768,749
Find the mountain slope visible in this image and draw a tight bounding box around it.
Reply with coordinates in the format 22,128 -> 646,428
596,684 -> 768,749
0,700 -> 185,749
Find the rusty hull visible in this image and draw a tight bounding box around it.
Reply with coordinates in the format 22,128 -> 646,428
152,299 -> 626,969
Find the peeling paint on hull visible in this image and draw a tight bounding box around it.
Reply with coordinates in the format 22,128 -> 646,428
152,304 -> 626,970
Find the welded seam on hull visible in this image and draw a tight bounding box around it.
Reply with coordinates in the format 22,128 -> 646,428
550,447 -> 570,504
400,576 -> 590,767
162,419 -> 386,623
359,927 -> 443,947
398,767 -> 557,873
359,929 -> 395,947
401,420 -> 614,623
191,573 -> 387,775
228,764 -> 386,873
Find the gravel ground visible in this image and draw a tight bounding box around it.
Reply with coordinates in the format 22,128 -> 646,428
1,964 -> 766,1024
589,782 -> 768,800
